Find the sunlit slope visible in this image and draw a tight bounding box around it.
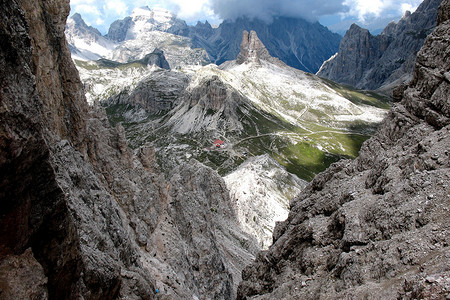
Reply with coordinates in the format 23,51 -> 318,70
102,61 -> 389,181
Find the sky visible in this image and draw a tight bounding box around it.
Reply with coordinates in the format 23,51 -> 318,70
69,0 -> 424,34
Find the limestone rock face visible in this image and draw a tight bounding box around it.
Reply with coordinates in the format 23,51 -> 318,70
237,0 -> 450,298
317,0 -> 442,93
166,75 -> 250,135
224,155 -> 307,249
105,68 -> 188,117
0,0 -> 255,299
236,30 -> 285,67
140,49 -> 171,69
19,0 -> 88,150
107,17 -> 134,43
317,24 -> 386,88
0,249 -> 48,299
158,160 -> 258,298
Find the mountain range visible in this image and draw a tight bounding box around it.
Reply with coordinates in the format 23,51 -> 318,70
67,6 -> 341,73
187,16 -> 342,73
95,30 -> 389,181
74,25 -> 389,261
67,1 -> 441,95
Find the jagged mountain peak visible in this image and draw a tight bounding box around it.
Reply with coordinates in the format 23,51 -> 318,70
130,6 -> 175,22
127,6 -> 187,38
236,30 -> 270,63
67,13 -> 102,37
105,5 -> 188,43
317,0 -> 442,93
195,20 -> 213,30
348,23 -> 369,33
70,13 -> 86,24
65,12 -> 116,61
235,30 -> 286,66
166,73 -> 247,135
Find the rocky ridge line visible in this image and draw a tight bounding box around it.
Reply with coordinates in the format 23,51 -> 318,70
237,0 -> 450,298
317,0 -> 442,93
66,9 -> 341,73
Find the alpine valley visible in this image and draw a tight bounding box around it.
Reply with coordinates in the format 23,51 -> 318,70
66,7 -> 391,251
0,0 -> 448,299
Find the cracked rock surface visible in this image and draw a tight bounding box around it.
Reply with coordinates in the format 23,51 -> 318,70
0,0 -> 256,299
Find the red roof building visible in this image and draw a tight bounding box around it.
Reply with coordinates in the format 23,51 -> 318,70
214,139 -> 225,147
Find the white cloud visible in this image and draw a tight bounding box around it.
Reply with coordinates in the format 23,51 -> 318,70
209,0 -> 426,23
173,0 -> 211,17
104,0 -> 129,16
210,0 -> 346,22
400,1 -> 421,14
139,0 -> 216,23
95,18 -> 105,25
72,4 -> 101,16
70,0 -> 425,34
70,0 -> 96,4
342,0 -> 389,20
342,0 -> 422,21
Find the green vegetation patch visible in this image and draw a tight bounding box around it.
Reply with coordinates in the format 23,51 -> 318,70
323,79 -> 391,109
276,141 -> 343,181
104,103 -> 130,126
103,81 -> 381,182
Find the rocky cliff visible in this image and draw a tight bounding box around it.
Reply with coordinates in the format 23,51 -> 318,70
317,0 -> 442,93
224,155 -> 307,250
236,30 -> 285,67
75,50 -> 179,105
104,67 -> 188,117
0,0 -> 257,299
66,13 -> 116,61
238,0 -> 450,298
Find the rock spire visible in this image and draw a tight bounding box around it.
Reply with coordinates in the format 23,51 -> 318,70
236,30 -> 285,66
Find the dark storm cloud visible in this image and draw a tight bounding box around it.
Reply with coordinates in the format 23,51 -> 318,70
210,0 -> 349,22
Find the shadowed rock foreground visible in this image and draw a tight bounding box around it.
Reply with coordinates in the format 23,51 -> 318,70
0,0 -> 256,299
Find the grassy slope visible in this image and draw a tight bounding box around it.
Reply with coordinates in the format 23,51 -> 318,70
105,92 -> 386,182
97,64 -> 390,181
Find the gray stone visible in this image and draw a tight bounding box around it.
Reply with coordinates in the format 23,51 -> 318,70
317,0 -> 442,94
0,1 -> 256,298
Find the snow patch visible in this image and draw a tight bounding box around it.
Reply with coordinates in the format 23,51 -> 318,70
316,52 -> 338,75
